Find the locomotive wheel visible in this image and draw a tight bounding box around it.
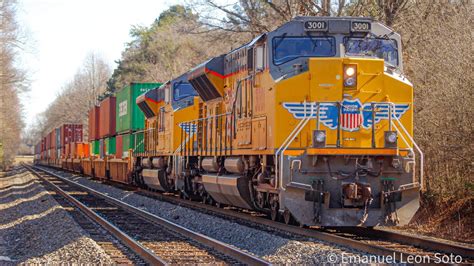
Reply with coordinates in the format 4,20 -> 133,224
270,200 -> 279,221
283,209 -> 294,225
202,193 -> 212,204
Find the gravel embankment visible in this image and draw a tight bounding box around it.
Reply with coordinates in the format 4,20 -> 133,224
47,167 -> 369,264
0,167 -> 113,265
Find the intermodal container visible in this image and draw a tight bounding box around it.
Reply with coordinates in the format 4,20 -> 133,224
60,124 -> 83,148
50,148 -> 56,160
90,140 -> 100,156
65,143 -> 71,158
81,143 -> 90,158
99,97 -> 116,138
116,83 -> 161,134
99,139 -> 105,158
55,127 -> 61,148
34,143 -> 40,155
88,106 -> 100,141
46,132 -> 51,149
117,132 -> 144,158
104,137 -> 116,157
116,134 -> 123,159
51,129 -> 57,149
71,142 -> 89,158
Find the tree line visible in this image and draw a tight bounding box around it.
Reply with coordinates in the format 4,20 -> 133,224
29,0 -> 472,201
0,0 -> 28,170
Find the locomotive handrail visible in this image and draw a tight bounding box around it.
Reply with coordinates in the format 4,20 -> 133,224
387,102 -> 424,190
180,112 -> 232,157
276,101 -> 316,190
181,112 -> 232,124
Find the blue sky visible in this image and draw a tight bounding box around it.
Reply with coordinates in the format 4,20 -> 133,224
18,0 -> 178,126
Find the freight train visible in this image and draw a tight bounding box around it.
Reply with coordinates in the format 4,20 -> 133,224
35,17 -> 423,227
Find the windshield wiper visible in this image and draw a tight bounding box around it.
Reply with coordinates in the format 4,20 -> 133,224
274,33 -> 287,50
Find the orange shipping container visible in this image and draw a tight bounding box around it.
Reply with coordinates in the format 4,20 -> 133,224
76,143 -> 90,158
99,96 -> 116,138
88,106 -> 100,141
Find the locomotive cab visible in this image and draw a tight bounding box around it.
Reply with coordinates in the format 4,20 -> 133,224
136,75 -> 200,192
265,17 -> 421,226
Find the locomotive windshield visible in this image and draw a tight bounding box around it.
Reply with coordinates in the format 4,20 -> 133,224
273,36 -> 336,65
344,37 -> 399,66
173,82 -> 197,101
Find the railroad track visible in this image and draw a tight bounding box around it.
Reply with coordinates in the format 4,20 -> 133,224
35,175 -> 144,264
153,191 -> 474,264
34,164 -> 474,264
149,194 -> 474,264
25,164 -> 269,265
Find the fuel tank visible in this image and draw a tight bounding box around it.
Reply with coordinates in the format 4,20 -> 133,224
201,174 -> 253,209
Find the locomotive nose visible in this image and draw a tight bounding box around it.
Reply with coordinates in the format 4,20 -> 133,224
308,57 -> 385,96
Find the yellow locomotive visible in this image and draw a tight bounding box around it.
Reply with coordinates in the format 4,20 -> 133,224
134,16 -> 422,227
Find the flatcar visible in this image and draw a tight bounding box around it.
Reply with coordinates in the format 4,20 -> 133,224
36,16 -> 423,227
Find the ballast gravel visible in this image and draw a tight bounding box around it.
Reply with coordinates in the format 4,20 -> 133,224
47,167 -> 371,264
0,167 -> 113,265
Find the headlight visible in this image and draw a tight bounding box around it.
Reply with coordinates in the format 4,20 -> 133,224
315,131 -> 326,142
345,66 -> 355,76
343,64 -> 357,87
313,130 -> 326,148
344,77 -> 356,87
384,131 -> 397,148
387,132 -> 397,143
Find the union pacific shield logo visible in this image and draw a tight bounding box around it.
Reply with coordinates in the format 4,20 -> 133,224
282,99 -> 410,132
341,99 -> 363,132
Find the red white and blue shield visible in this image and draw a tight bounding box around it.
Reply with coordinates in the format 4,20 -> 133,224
341,99 -> 363,132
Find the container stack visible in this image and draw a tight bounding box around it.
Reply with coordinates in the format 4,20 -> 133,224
88,105 -> 100,157
33,123 -> 83,166
85,95 -> 115,161
115,83 -> 160,159
60,124 -> 83,158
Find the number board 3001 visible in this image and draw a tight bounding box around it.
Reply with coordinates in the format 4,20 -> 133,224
351,21 -> 371,32
304,21 -> 328,31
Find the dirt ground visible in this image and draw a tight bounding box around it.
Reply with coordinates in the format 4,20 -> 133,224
401,196 -> 474,244
13,156 -> 33,165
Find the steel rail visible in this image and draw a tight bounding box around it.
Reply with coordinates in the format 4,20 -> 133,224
129,180 -> 474,262
34,164 -> 473,263
342,227 -> 474,259
30,164 -> 270,266
24,164 -> 166,266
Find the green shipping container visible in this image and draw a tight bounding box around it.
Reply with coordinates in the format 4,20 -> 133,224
116,83 -> 162,134
117,132 -> 145,158
105,137 -> 116,156
92,140 -> 100,155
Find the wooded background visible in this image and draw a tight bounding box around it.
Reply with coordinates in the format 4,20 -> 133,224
3,1 -> 471,202
0,0 -> 28,169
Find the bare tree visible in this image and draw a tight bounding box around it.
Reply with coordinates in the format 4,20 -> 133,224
32,52 -> 111,142
0,0 -> 28,169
